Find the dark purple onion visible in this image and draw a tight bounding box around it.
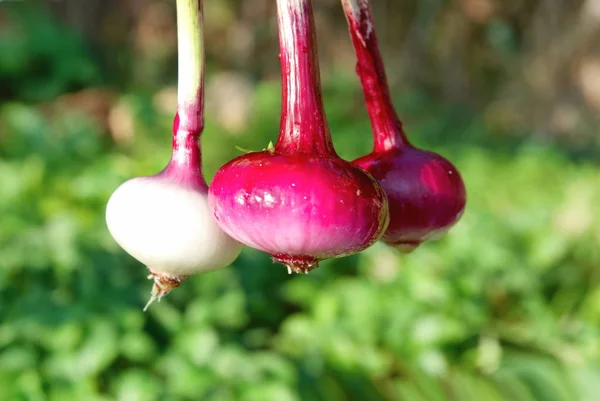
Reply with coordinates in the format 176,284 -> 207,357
342,0 -> 467,252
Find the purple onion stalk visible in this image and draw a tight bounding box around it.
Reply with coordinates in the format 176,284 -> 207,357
341,0 -> 467,252
208,0 -> 390,274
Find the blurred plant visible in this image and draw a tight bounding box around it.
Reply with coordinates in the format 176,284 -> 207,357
0,5 -> 100,102
2,70 -> 600,399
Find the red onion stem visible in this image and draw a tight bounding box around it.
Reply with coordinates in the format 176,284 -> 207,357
275,0 -> 336,156
341,0 -> 409,151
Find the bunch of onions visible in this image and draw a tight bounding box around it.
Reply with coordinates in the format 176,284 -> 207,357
105,0 -> 241,309
341,0 -> 467,252
208,0 -> 390,274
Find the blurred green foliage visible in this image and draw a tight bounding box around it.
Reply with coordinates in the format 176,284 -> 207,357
1,4 -> 600,401
0,7 -> 100,102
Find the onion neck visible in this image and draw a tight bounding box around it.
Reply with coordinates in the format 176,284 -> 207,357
165,0 -> 206,188
164,114 -> 207,189
341,0 -> 409,152
275,0 -> 336,156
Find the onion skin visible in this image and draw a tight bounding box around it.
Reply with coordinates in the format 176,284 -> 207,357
342,0 -> 466,252
208,0 -> 389,272
354,147 -> 465,252
106,169 -> 241,278
209,153 -> 388,270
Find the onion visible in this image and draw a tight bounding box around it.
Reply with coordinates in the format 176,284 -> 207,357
106,0 -> 241,309
208,0 -> 389,273
341,0 -> 467,253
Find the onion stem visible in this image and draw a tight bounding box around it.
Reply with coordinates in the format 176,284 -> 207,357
340,0 -> 409,151
168,0 -> 205,177
275,0 -> 335,156
176,0 -> 204,135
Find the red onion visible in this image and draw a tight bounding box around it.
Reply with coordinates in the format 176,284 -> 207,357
341,0 -> 466,252
106,0 -> 241,309
208,0 -> 389,273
